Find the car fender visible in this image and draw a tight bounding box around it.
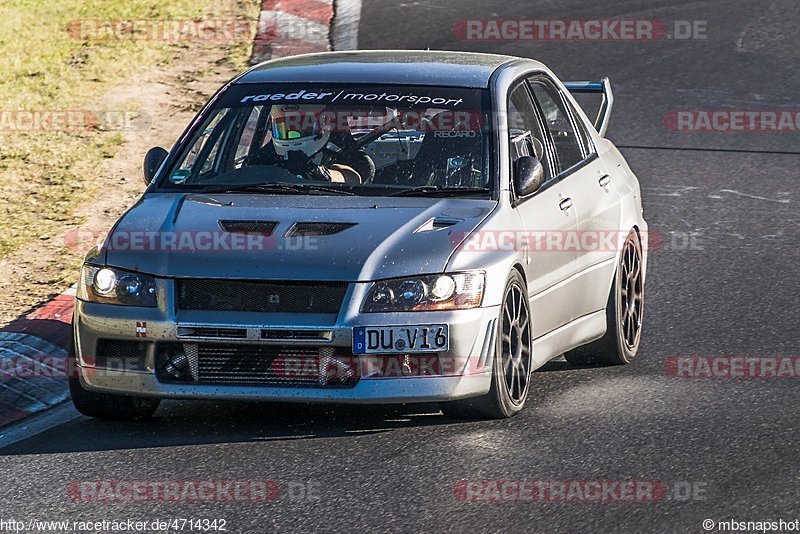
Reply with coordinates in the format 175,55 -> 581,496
446,197 -> 528,308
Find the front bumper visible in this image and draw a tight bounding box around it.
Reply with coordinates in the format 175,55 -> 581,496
74,281 -> 498,403
77,367 -> 491,404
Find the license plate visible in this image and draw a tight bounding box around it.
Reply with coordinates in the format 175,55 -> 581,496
353,325 -> 449,354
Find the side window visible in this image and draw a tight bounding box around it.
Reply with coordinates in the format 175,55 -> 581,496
199,135 -> 224,175
233,106 -> 265,166
507,84 -> 554,181
173,109 -> 233,183
178,109 -> 229,172
527,78 -> 584,172
565,98 -> 593,156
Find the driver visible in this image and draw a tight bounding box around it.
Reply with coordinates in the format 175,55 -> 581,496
270,105 -> 362,184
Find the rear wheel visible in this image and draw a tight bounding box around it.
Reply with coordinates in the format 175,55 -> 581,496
565,229 -> 644,366
442,270 -> 532,419
69,376 -> 160,420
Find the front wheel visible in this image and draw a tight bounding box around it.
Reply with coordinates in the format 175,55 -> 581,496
442,270 -> 532,419
565,229 -> 644,366
69,376 -> 160,421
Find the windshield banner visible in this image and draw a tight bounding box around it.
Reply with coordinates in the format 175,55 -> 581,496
217,85 -> 486,110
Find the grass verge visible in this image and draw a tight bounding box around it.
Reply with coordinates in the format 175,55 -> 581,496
0,0 -> 258,313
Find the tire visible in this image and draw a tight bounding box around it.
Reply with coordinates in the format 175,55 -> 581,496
442,270 -> 533,419
565,229 -> 644,366
69,317 -> 160,421
69,376 -> 160,420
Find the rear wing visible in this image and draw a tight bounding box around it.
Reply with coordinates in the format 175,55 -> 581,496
564,77 -> 613,138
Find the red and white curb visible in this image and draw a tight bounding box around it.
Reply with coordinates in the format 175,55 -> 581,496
252,0 -> 362,62
0,287 -> 74,428
331,0 -> 362,51
253,0 -> 334,61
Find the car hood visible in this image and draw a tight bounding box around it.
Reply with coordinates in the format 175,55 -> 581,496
103,192 -> 496,281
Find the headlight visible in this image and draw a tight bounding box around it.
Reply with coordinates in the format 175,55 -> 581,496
362,272 -> 484,312
78,265 -> 158,307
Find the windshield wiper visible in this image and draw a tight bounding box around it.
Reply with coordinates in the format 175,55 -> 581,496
388,186 -> 490,197
198,183 -> 356,196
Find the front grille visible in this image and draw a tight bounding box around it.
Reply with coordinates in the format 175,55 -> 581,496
262,329 -> 333,341
155,343 -> 359,388
176,280 -> 347,314
177,327 -> 248,339
94,339 -> 148,371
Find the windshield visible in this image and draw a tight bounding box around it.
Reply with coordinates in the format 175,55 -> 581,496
159,84 -> 493,197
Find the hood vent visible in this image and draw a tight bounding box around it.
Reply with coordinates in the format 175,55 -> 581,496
285,222 -> 356,237
414,217 -> 462,233
219,220 -> 278,235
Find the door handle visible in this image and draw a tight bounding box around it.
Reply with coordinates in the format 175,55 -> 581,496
559,198 -> 573,211
598,175 -> 611,187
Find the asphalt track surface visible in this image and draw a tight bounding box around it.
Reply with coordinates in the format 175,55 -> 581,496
2,1 -> 798,532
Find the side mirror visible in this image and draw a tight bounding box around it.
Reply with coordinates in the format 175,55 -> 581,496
513,156 -> 545,197
143,147 -> 168,185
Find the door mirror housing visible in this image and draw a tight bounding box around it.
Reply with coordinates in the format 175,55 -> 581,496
513,156 -> 545,198
143,147 -> 168,185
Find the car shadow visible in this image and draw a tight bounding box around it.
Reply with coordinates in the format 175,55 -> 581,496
0,400 -> 469,455
537,358 -> 606,372
0,357 -> 594,456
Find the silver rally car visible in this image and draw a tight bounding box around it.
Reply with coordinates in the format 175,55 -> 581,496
71,51 -> 647,420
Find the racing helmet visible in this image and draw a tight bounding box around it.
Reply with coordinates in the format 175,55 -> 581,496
270,104 -> 330,158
